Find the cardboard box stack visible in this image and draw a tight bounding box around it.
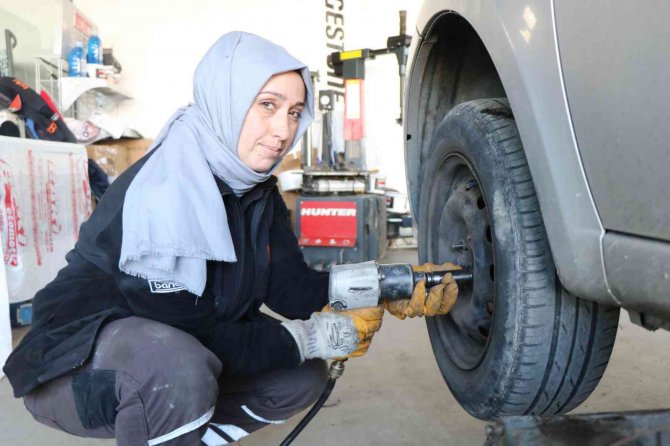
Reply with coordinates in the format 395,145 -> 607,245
87,138 -> 153,181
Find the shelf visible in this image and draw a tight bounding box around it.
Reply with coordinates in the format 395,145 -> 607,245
59,77 -> 132,111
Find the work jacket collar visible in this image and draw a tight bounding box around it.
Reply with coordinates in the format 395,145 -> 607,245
215,175 -> 278,198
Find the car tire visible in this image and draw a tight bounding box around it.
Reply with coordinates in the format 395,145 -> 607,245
418,98 -> 620,420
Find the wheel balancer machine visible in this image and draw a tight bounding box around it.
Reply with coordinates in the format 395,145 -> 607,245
294,12 -> 412,270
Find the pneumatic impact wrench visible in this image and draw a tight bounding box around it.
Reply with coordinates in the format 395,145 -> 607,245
328,261 -> 473,311
279,261 -> 472,445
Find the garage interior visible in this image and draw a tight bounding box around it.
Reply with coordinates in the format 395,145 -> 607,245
1,1 -> 670,445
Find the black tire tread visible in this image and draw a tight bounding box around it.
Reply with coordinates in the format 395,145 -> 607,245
429,98 -> 618,418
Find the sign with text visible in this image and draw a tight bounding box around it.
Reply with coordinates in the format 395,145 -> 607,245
298,200 -> 357,247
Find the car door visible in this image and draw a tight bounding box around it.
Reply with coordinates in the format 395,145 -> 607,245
555,1 -> 670,242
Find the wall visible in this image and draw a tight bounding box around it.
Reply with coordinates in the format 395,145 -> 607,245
73,0 -> 420,193
0,0 -> 63,85
0,0 -> 61,51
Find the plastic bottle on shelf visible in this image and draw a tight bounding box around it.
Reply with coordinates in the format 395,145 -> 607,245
68,42 -> 84,77
87,35 -> 102,64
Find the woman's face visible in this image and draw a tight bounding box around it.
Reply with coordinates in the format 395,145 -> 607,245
237,71 -> 306,172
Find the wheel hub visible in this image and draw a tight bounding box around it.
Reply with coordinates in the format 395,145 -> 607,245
430,157 -> 495,370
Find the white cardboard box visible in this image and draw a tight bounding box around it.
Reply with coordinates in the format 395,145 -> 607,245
0,136 -> 91,377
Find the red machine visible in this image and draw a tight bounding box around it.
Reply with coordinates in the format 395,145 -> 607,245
294,11 -> 411,270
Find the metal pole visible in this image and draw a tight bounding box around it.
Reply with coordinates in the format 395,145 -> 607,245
397,10 -> 407,125
301,124 -> 312,169
302,71 -> 320,169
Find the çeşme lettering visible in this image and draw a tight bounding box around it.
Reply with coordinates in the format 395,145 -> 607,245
301,208 -> 357,217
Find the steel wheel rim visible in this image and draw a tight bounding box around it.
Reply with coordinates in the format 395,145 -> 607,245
427,153 -> 495,370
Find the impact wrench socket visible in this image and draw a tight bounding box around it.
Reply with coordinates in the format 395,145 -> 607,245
329,261 -> 473,311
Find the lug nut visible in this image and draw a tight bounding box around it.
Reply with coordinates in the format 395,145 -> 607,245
451,241 -> 467,250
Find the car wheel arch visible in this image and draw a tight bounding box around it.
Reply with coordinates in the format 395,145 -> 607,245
405,13 -> 506,223
404,8 -> 614,303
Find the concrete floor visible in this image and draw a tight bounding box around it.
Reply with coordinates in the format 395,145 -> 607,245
2,248 -> 670,445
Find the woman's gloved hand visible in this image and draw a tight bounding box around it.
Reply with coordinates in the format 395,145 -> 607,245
320,304 -> 384,358
383,262 -> 460,320
281,305 -> 384,361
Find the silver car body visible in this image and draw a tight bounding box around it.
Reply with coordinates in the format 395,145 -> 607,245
404,0 -> 670,321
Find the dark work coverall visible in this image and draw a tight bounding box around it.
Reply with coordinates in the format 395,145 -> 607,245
3,149 -> 330,445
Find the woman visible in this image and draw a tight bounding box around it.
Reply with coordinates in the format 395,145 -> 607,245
3,32 -> 456,445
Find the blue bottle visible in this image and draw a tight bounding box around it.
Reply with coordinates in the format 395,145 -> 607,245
68,42 -> 84,77
87,35 -> 102,64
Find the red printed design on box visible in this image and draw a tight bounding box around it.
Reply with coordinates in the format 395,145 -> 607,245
298,201 -> 357,247
1,137 -> 91,303
28,150 -> 63,264
79,160 -> 92,221
67,155 -> 92,239
0,160 -> 27,267
47,160 -> 62,241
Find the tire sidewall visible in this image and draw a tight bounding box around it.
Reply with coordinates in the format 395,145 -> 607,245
419,103 -> 555,419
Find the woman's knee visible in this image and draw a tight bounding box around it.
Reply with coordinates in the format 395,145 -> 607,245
90,318 -> 221,444
92,317 -> 222,385
93,317 -> 222,423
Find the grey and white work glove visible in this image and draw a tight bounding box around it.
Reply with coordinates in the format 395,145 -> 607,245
281,305 -> 384,361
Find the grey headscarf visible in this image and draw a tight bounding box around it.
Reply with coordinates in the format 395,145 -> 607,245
119,32 -> 314,296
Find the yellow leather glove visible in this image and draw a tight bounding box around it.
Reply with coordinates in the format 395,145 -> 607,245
321,304 -> 384,358
383,262 -> 460,320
